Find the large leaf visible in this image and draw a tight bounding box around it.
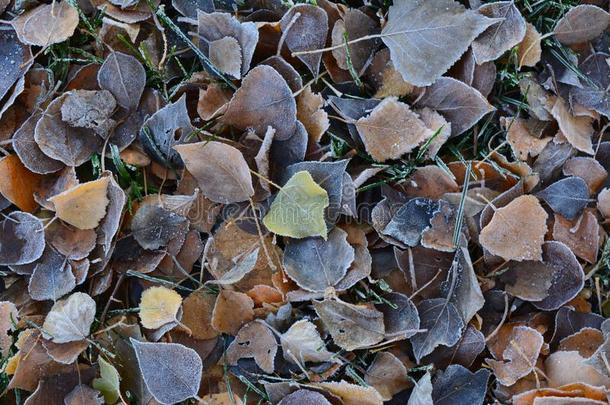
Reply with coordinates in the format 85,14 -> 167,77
49,177 -> 111,230
263,171 -> 329,239
130,339 -> 202,405
381,0 -> 495,86
174,141 -> 254,203
11,1 -> 78,47
283,227 -> 354,292
553,4 -> 610,45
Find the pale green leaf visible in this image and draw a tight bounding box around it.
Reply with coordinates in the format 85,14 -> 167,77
263,171 -> 329,239
92,357 -> 121,404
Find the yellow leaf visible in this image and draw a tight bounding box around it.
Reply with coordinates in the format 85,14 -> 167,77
49,177 -> 110,230
139,286 -> 182,329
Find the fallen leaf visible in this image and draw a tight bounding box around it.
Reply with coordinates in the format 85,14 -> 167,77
92,357 -> 121,404
28,246 -> 76,301
549,96 -> 595,155
416,77 -> 494,136
263,171 -> 329,239
211,290 -> 254,335
64,385 -> 104,405
502,117 -> 551,161
131,204 -> 188,250
97,51 -> 146,111
381,0 -> 495,86
472,1 -> 526,63
11,2 -> 79,47
538,176 -> 590,220
130,339 -> 202,405
407,371 -> 432,405
432,365 -> 490,405
486,326 -> 544,386
518,23 -> 542,68
139,286 -> 183,330
314,299 -> 385,351
278,390 -> 331,405
0,302 -> 17,356
280,319 -> 334,364
563,158 -> 608,194
297,86 -> 329,146
281,4 -> 328,76
365,352 -> 410,401
42,292 -> 96,343
60,90 -> 117,137
377,292 -> 420,339
312,381 -> 384,405
479,195 -> 548,262
175,141 -> 254,203
222,65 -> 297,140
331,9 -> 379,74
382,198 -> 441,247
553,210 -> 600,264
49,177 -> 110,230
0,211 -> 45,265
13,112 -> 64,175
411,298 -> 464,363
226,321 -> 277,373
553,4 -> 610,45
355,97 -> 433,162
0,154 -> 43,212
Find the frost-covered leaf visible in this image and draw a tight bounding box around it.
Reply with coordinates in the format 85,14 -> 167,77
13,113 -> 64,174
222,65 -> 297,140
486,326 -> 544,386
432,365 -> 490,405
314,299 -> 385,351
381,0 -> 495,86
0,30 -> 31,103
283,228 -> 354,292
415,77 -> 494,136
28,246 -> 76,301
553,5 -> 610,45
263,171 -> 328,239
131,205 -> 188,250
410,298 -> 464,363
382,198 -> 440,247
140,95 -> 193,169
281,4 -> 328,76
479,195 -> 548,261
0,211 -> 45,266
355,97 -> 433,162
471,1 -> 526,63
408,372 -> 432,405
366,352 -> 410,401
377,292 -> 420,339
43,292 -> 96,343
130,339 -> 202,405
225,321 -> 277,373
97,51 -> 146,111
175,141 -> 254,203
537,176 -> 590,220
138,286 -> 182,330
64,385 -> 104,405
11,2 -> 79,47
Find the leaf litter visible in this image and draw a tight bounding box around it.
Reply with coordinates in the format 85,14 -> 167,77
0,0 -> 610,403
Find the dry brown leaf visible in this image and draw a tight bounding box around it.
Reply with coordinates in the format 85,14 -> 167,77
552,210 -> 600,264
518,22 -> 542,68
356,97 -> 432,162
312,381 -> 384,405
280,319 -> 334,364
211,290 -> 254,335
11,2 -> 79,47
181,291 -> 219,340
225,321 -> 277,373
545,351 -> 610,388
174,141 -> 254,204
597,188 -> 610,218
49,177 -> 110,230
486,326 -> 544,386
549,96 -> 595,155
197,84 -> 232,121
502,117 -> 551,161
297,86 -> 329,146
479,195 -> 548,261
0,154 -> 43,213
563,157 -> 608,194
365,352 -> 410,401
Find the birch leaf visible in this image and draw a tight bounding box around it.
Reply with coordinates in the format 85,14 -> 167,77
138,286 -> 182,330
381,0 -> 496,86
283,227 -> 354,292
49,177 -> 110,230
553,5 -> 610,45
97,51 -> 146,111
42,292 -> 96,343
174,141 -> 254,204
356,97 -> 433,162
263,171 -> 329,239
11,2 -> 78,47
538,176 -> 590,220
130,339 -> 202,405
415,77 -> 494,136
225,321 -> 277,373
281,319 -> 334,364
479,195 -> 548,262
471,1 -> 526,63
0,211 -> 45,266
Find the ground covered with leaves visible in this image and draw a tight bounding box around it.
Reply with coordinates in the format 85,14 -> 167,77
0,0 -> 609,403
